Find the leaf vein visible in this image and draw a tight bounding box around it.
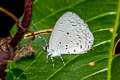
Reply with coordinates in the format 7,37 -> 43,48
46,40 -> 110,80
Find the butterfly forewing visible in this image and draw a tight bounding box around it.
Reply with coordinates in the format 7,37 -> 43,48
48,12 -> 94,56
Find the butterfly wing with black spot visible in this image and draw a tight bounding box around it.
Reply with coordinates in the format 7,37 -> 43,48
48,12 -> 94,55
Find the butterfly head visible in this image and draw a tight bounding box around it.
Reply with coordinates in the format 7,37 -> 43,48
43,44 -> 49,51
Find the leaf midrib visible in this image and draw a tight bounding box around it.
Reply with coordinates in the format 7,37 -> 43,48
107,0 -> 120,80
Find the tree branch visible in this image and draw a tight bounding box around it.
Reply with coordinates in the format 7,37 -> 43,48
9,0 -> 34,48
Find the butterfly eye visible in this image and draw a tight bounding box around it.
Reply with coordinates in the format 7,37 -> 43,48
43,44 -> 49,51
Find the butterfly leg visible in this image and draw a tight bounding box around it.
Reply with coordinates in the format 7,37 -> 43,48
60,55 -> 65,66
46,53 -> 55,67
46,53 -> 51,63
46,54 -> 49,63
50,56 -> 55,67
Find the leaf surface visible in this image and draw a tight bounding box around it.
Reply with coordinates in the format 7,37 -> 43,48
7,0 -> 120,80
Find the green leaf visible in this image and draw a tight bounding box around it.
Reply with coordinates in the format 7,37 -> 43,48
111,55 -> 120,80
7,0 -> 120,80
108,0 -> 120,80
111,24 -> 120,80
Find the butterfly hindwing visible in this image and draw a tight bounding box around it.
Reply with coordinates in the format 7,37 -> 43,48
48,12 -> 94,56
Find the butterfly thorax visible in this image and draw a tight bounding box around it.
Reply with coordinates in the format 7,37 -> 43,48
43,44 -> 61,57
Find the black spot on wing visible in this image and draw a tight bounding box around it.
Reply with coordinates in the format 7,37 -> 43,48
67,19 -> 75,23
72,24 -> 77,26
68,51 -> 70,53
59,42 -> 62,44
66,32 -> 69,35
69,35 -> 72,37
77,43 -> 79,45
88,45 -> 90,49
79,40 -> 81,43
59,30 -> 64,32
78,37 -> 81,39
59,21 -> 63,24
76,35 -> 82,39
74,49 -> 76,52
80,45 -> 82,49
66,45 -> 68,47
89,41 -> 91,43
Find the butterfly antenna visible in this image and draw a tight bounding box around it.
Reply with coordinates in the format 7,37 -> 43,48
60,55 -> 65,66
32,21 -> 47,44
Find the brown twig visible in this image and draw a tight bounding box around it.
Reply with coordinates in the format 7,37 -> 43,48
9,0 -> 34,48
0,0 -> 34,79
24,29 -> 53,39
0,7 -> 19,24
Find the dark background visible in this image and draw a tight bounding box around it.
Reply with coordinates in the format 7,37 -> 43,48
0,0 -> 24,37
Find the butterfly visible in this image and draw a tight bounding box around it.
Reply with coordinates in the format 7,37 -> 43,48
44,12 -> 94,67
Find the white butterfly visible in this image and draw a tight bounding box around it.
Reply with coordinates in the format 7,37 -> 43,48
44,12 -> 94,67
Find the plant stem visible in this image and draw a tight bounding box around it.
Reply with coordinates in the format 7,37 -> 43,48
0,7 -> 19,24
107,0 -> 120,80
9,0 -> 34,48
